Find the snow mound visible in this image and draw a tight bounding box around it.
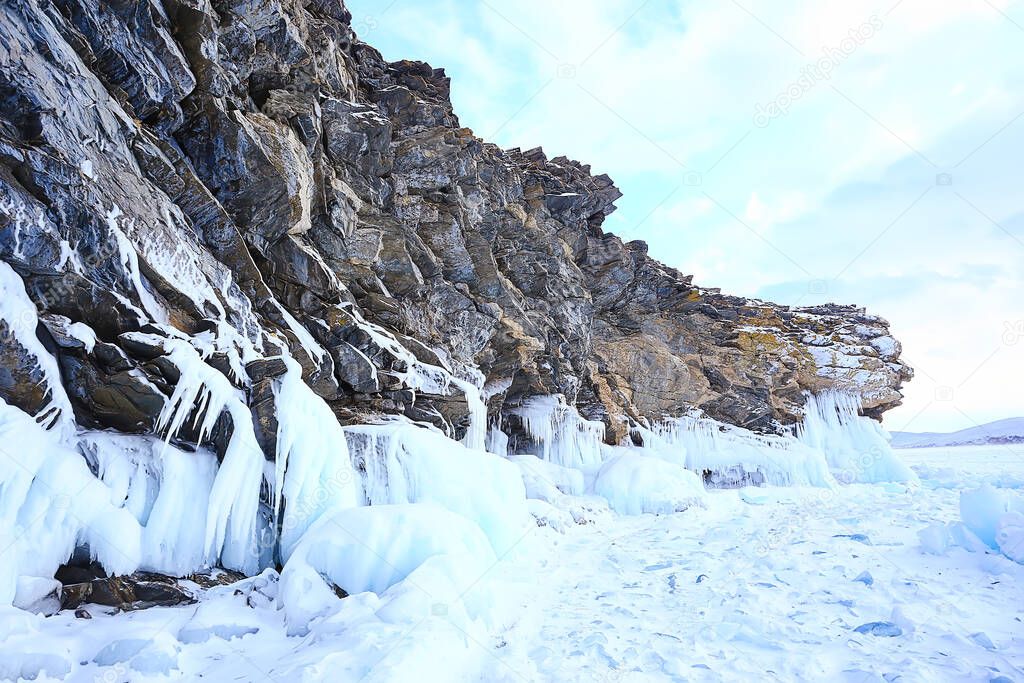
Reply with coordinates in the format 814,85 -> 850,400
591,449 -> 707,515
508,454 -> 585,501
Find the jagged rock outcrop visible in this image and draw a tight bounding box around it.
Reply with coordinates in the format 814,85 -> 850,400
0,0 -> 911,458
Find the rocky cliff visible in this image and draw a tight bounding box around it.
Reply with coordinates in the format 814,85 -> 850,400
0,0 -> 911,461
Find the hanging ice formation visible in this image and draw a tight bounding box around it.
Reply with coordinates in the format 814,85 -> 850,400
634,391 -> 915,488
798,391 -> 917,484
510,395 -> 606,470
634,413 -> 836,488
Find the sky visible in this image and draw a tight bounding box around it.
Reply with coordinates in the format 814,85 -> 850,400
346,0 -> 1024,433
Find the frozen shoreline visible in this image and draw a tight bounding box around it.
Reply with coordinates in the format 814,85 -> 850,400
3,445 -> 1022,682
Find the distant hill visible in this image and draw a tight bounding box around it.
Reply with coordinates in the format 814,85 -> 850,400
890,417 -> 1024,449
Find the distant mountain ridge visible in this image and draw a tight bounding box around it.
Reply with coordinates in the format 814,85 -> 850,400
890,417 -> 1024,448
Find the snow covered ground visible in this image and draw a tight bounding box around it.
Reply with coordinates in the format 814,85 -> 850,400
5,444 -> 1022,682
485,444 -> 1024,682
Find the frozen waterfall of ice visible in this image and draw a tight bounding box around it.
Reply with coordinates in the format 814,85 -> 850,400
511,395 -> 605,470
798,391 -> 917,484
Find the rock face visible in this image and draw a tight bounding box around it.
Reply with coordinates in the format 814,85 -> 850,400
0,1 -> 911,454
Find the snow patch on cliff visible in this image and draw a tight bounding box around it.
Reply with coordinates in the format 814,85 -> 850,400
0,261 -> 75,438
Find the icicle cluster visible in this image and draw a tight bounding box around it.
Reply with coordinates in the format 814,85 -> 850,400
635,414 -> 835,488
511,395 -> 606,470
798,391 -> 917,484
636,391 -> 917,488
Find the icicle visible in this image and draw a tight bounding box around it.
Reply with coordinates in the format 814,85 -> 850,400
798,391 -> 917,484
486,423 -> 509,457
269,300 -> 326,363
133,334 -> 266,574
82,432 -> 218,575
450,375 -> 487,452
106,205 -> 170,325
342,422 -> 527,555
0,399 -> 143,606
639,411 -> 836,488
511,396 -> 605,470
639,391 -> 915,488
0,261 -> 75,440
272,357 -> 360,561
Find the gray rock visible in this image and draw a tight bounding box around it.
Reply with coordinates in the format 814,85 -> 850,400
330,341 -> 380,393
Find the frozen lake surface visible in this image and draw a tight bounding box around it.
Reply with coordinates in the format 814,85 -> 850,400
485,444 -> 1024,681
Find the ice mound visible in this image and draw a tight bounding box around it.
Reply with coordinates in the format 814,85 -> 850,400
920,485 -> 1024,564
344,422 -> 528,555
279,503 -> 497,631
592,449 -> 707,515
960,484 -> 1024,561
959,484 -> 1021,548
507,454 -> 585,501
996,512 -> 1024,563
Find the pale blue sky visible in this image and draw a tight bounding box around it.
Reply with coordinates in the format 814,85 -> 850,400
348,0 -> 1024,432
